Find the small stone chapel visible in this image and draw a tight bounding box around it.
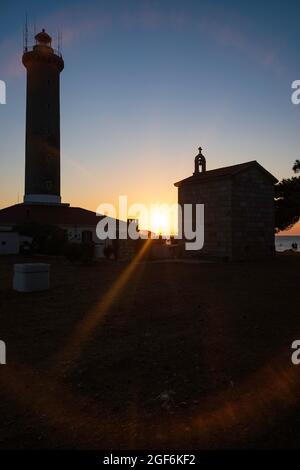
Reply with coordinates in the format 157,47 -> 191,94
174,147 -> 278,260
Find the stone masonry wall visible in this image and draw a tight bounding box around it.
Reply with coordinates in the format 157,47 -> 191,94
231,168 -> 275,260
179,178 -> 233,259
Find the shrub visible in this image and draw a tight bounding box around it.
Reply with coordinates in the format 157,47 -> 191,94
64,242 -> 95,264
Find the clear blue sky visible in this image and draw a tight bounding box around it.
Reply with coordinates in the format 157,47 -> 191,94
1,0 -> 300,230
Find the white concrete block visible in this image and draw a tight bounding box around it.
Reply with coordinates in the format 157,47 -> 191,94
13,263 -> 50,292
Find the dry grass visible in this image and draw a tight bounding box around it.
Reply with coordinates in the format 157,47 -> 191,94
0,253 -> 299,449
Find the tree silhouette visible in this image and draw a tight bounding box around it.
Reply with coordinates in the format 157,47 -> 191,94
292,159 -> 300,173
275,160 -> 300,232
275,177 -> 300,231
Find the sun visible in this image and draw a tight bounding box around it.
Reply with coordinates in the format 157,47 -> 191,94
150,210 -> 170,235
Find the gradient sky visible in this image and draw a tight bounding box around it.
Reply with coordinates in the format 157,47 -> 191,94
1,0 -> 300,232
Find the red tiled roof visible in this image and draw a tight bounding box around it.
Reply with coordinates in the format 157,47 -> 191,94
174,160 -> 278,187
0,204 -> 102,227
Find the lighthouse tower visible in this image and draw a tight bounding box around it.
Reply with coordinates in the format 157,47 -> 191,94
22,29 -> 64,204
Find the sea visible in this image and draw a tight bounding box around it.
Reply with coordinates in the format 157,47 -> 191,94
275,236 -> 300,252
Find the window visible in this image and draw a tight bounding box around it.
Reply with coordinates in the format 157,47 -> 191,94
82,230 -> 93,242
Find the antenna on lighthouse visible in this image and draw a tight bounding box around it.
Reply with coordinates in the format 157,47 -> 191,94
24,13 -> 28,52
57,31 -> 60,53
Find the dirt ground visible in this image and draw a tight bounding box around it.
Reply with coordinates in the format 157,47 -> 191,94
0,252 -> 299,449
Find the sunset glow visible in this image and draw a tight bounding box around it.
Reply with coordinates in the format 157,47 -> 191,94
1,0 -> 300,234
150,209 -> 170,235
1,0 -> 300,458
